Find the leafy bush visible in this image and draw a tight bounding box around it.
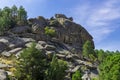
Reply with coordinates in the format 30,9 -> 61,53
45,26 -> 56,37
72,70 -> 82,80
82,40 -> 96,61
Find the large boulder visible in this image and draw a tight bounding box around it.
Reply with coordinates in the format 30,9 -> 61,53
9,37 -> 25,48
55,14 -> 67,19
10,26 -> 31,34
49,17 -> 94,54
32,23 -> 44,34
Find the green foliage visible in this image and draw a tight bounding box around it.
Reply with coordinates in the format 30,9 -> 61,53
14,42 -> 47,80
0,5 -> 27,34
82,40 -> 95,61
45,54 -> 68,80
99,53 -> 120,80
72,70 -> 82,80
45,26 -> 56,37
17,6 -> 27,25
95,49 -> 108,63
92,77 -> 98,80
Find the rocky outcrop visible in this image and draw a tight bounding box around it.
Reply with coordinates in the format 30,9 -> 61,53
27,14 -> 94,54
0,14 -> 96,80
0,14 -> 94,57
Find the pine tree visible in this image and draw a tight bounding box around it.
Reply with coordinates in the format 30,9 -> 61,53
14,42 -> 47,80
17,6 -> 27,25
99,53 -> 120,80
45,54 -> 68,80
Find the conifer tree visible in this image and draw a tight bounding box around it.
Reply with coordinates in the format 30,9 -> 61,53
99,53 -> 120,80
45,54 -> 68,80
17,6 -> 27,25
14,43 -> 47,80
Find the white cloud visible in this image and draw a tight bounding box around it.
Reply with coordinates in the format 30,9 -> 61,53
71,0 -> 120,43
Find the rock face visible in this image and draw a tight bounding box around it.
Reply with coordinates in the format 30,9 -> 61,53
0,14 -> 94,57
0,14 -> 96,80
28,14 -> 94,54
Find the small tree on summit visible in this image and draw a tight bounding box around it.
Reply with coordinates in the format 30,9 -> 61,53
17,6 -> 27,25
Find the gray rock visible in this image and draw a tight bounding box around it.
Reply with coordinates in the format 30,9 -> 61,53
10,37 -> 25,48
38,41 -> 47,47
0,69 -> 8,80
15,51 -> 23,58
8,44 -> 16,49
1,48 -> 22,57
21,38 -> 35,43
55,14 -> 67,19
25,42 -> 33,48
9,48 -> 22,54
56,54 -> 66,59
32,24 -> 44,34
71,65 -> 80,73
66,55 -> 72,59
0,42 -> 8,53
1,51 -> 11,57
36,44 -> 44,50
0,63 -> 8,68
10,26 -> 31,34
45,45 -> 56,51
0,38 -> 9,45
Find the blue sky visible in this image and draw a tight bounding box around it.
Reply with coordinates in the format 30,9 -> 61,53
0,0 -> 120,51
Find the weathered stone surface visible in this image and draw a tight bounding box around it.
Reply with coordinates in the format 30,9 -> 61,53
45,45 -> 56,51
15,50 -> 23,58
55,14 -> 67,19
0,43 -> 8,53
10,26 -> 31,34
10,37 -> 25,48
35,44 -> 44,50
21,38 -> 35,43
0,64 -> 8,69
0,69 -> 8,80
0,14 -> 97,80
71,65 -> 80,72
1,48 -> 22,57
9,48 -> 22,54
50,17 -> 94,54
25,42 -> 33,48
32,24 -> 44,34
1,51 -> 11,57
56,54 -> 66,59
0,38 -> 9,45
38,41 -> 47,47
